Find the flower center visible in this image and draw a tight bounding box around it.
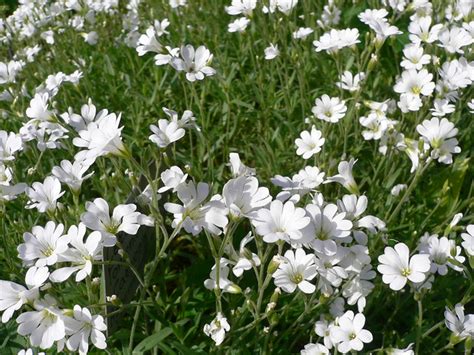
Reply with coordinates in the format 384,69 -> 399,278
317,230 -> 329,240
42,246 -> 55,257
41,309 -> 57,322
401,267 -> 411,277
105,219 -> 121,234
411,86 -> 421,95
291,273 -> 303,284
349,333 -> 357,340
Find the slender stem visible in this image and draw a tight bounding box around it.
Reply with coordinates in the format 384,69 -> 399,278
385,159 -> 432,224
416,298 -> 423,354
422,320 -> 443,339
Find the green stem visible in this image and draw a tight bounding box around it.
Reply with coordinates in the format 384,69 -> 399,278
385,159 -> 432,225
416,298 -> 423,354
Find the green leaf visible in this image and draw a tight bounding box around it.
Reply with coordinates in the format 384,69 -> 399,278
132,327 -> 173,354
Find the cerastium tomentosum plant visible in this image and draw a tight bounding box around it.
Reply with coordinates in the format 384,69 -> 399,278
0,0 -> 473,354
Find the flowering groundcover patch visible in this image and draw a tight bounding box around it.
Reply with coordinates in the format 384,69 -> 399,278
0,0 -> 473,354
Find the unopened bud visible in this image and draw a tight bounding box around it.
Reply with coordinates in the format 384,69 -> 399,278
227,283 -> 242,294
92,277 -> 100,286
107,294 -> 122,306
266,302 -> 276,313
267,256 -> 282,275
368,54 -> 378,72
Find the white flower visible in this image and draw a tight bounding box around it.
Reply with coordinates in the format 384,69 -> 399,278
449,213 -> 463,228
315,318 -> 335,349
73,113 -> 126,163
225,0 -> 256,16
336,71 -> 365,92
171,45 -> 216,82
430,99 -> 455,117
359,10 -> 402,41
461,225 -> 474,257
203,313 -> 230,346
336,194 -> 385,233
437,27 -> 473,54
324,158 -> 359,194
314,249 -> 348,296
397,93 -> 422,113
359,113 -> 389,141
26,176 -> 64,213
312,95 -> 347,123
273,248 -> 317,294
149,119 -> 185,148
275,0 -> 299,15
408,16 -> 443,44
399,138 -> 429,173
264,43 -> 280,60
377,243 -> 431,291
0,130 -> 22,161
400,45 -> 430,70
0,60 -> 23,84
358,8 -> 388,28
229,152 -> 256,177
300,343 -> 329,355
169,0 -> 187,8
394,69 -> 435,97
162,107 -> 197,129
330,311 -> 373,353
318,2 -> 341,28
81,198 -> 154,247
419,234 -> 464,275
468,99 -> 474,114
416,117 -> 460,164
49,224 -> 102,283
0,266 -> 48,323
444,303 -> 474,340
204,258 -> 240,293
164,181 -> 228,236
387,343 -> 414,355
52,159 -> 94,192
16,296 -> 66,349
271,167 -> 325,200
26,93 -> 52,122
153,19 -> 170,37
373,21 -> 402,41
136,27 -> 163,56
66,305 -> 107,354
390,184 -> 407,196
313,28 -> 360,53
18,349 -> 45,355
228,17 -> 250,33
158,166 -> 188,193
302,203 -> 353,255
83,31 -> 98,45
292,166 -> 325,192
438,59 -> 473,94
232,232 -> 261,276
342,264 -> 376,311
61,99 -> 109,133
18,222 -> 68,267
221,176 -> 271,218
295,126 -> 325,159
252,200 -> 310,243
293,27 -> 314,40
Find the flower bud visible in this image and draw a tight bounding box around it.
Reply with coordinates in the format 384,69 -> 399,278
227,283 -> 242,294
267,255 -> 282,275
368,54 -> 378,72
